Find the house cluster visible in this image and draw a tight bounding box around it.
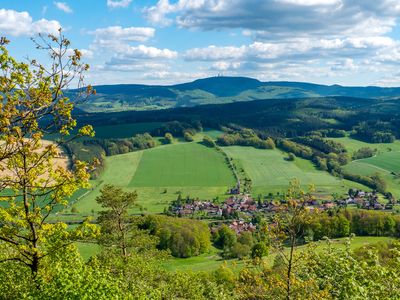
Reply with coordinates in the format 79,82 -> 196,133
174,194 -> 259,217
229,220 -> 256,234
172,189 -> 390,219
336,190 -> 388,210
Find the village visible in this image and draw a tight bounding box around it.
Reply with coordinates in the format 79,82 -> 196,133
167,187 -> 393,233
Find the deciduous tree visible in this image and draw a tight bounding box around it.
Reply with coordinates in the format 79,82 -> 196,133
0,30 -> 96,278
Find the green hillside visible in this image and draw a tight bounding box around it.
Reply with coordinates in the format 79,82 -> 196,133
130,143 -> 234,187
70,142 -> 235,215
327,137 -> 400,154
74,76 -> 400,112
344,151 -> 400,197
222,146 -> 367,198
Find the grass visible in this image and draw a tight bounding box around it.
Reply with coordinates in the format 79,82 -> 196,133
355,152 -> 400,174
328,136 -> 400,198
70,142 -> 235,216
162,236 -> 394,273
130,143 -> 234,187
222,146 -> 367,198
344,152 -> 400,198
327,137 -> 400,154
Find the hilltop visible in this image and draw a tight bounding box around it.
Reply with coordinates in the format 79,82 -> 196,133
73,76 -> 400,112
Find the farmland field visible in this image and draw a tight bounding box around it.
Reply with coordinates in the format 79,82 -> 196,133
327,137 -> 400,197
130,143 -> 234,187
69,142 -> 235,215
327,137 -> 400,154
222,146 -> 368,198
344,151 -> 400,197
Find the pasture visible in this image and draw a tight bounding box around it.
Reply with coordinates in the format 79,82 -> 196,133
70,142 -> 235,215
130,143 -> 234,187
222,146 -> 367,198
327,137 -> 400,154
344,151 -> 400,198
329,137 -> 400,197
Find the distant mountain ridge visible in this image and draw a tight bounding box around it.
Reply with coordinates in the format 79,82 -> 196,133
75,76 -> 400,113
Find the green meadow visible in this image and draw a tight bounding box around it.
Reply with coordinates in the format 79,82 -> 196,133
69,142 -> 235,215
222,146 -> 367,198
344,151 -> 400,198
325,137 -> 400,197
327,137 -> 400,154
130,143 -> 234,187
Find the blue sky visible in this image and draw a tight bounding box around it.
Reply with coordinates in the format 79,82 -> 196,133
1,0 -> 400,86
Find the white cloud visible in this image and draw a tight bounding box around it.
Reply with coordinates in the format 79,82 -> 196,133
90,26 -> 155,48
54,2 -> 73,13
102,45 -> 178,74
144,0 -> 400,40
124,45 -> 178,59
0,9 -> 61,37
279,0 -> 342,6
107,0 -> 132,8
185,45 -> 246,61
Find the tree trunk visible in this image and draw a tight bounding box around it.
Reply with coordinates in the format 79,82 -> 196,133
286,234 -> 295,300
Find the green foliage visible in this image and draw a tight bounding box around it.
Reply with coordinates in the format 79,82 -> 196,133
294,136 -> 347,154
164,132 -> 173,144
353,121 -> 396,143
217,128 -> 275,149
184,131 -> 194,142
152,120 -> 201,137
352,147 -> 377,160
213,225 -> 237,250
251,242 -> 269,259
202,135 -> 216,147
0,31 -> 97,277
140,215 -> 211,258
286,153 -> 295,161
96,185 -> 138,257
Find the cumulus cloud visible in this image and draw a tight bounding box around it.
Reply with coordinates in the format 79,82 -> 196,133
102,45 -> 177,73
54,2 -> 73,13
90,26 -> 155,46
88,24 -> 178,75
185,45 -> 246,61
107,0 -> 132,8
183,37 -> 389,64
181,34 -> 400,85
0,9 -> 61,37
144,0 -> 400,39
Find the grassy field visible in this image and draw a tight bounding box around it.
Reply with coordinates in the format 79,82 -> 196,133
328,137 -> 400,197
130,143 -> 234,187
222,146 -> 367,198
344,152 -> 400,198
162,236 -> 394,272
69,142 -> 235,216
327,137 -> 400,154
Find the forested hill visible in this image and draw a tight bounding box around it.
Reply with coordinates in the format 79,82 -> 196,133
73,76 -> 400,112
76,96 -> 400,138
